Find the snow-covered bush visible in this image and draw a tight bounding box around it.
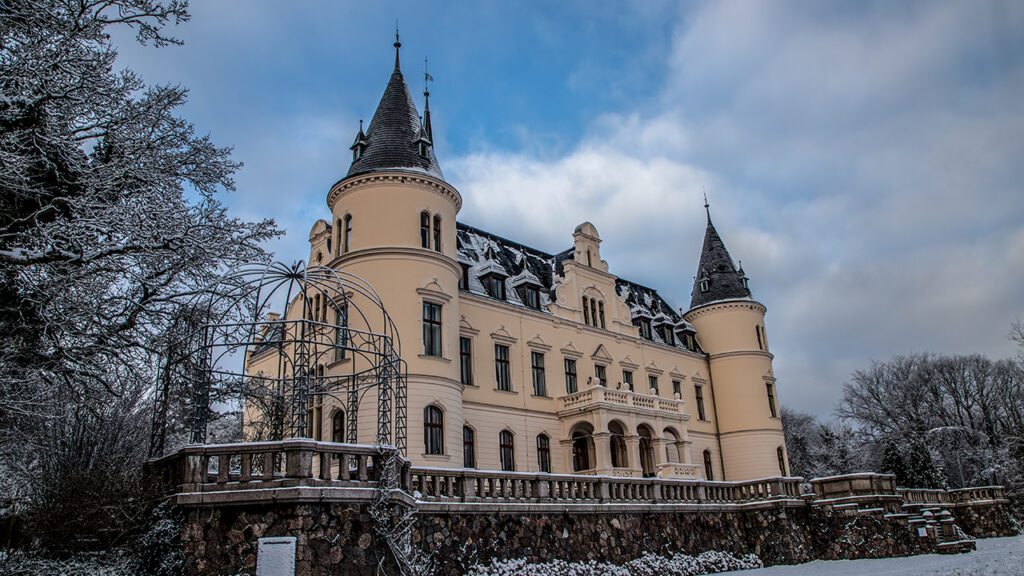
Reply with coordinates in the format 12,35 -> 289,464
466,550 -> 762,576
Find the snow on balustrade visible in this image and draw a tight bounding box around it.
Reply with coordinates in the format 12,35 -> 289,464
408,468 -> 805,506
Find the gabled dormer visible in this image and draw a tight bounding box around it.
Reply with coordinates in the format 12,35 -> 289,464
477,249 -> 508,300
511,264 -> 543,310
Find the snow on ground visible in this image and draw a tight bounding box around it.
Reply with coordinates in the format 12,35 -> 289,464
731,535 -> 1024,576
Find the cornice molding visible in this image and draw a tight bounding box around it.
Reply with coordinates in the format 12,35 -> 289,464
327,172 -> 462,212
683,299 -> 767,322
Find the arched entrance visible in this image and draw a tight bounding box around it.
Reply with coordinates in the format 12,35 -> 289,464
637,424 -> 655,477
608,420 -> 628,469
570,422 -> 595,472
663,427 -> 681,463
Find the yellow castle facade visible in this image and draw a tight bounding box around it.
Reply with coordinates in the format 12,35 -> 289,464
245,40 -> 787,482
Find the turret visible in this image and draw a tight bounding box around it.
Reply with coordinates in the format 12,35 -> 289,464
683,202 -> 787,480
323,35 -> 463,464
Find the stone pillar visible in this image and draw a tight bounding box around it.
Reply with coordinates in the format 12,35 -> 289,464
592,432 -> 611,473
624,435 -> 641,476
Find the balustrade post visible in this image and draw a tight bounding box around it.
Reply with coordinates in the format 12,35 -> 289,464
597,477 -> 610,502
217,454 -> 230,484
240,453 -> 252,482
319,450 -> 332,481
186,452 -> 206,485
284,440 -> 314,479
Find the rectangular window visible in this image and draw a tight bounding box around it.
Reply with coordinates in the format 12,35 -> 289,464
564,358 -> 577,394
463,427 -> 475,468
433,215 -> 441,251
460,337 -> 473,386
495,344 -> 511,391
695,385 -> 707,420
648,375 -> 659,394
459,263 -> 470,290
595,364 -> 606,386
623,370 -> 633,391
483,275 -> 506,300
583,297 -> 590,325
531,351 -> 546,396
767,382 -> 778,418
672,379 -> 681,397
639,319 -> 652,340
422,302 -> 442,357
524,285 -> 540,309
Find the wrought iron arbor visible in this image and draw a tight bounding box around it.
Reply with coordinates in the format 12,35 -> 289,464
149,262 -> 407,456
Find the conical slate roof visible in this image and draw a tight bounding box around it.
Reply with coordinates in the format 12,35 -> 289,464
689,211 -> 752,310
346,44 -> 443,180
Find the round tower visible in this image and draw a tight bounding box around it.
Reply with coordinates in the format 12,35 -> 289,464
325,36 -> 464,465
683,204 -> 787,481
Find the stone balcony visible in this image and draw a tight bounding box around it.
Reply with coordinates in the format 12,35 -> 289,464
558,385 -> 687,415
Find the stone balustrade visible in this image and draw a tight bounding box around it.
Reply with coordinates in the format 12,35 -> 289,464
409,467 -> 804,506
559,385 -> 686,414
149,440 -> 412,505
901,485 -> 1008,506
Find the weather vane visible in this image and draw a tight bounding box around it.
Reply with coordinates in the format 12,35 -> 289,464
424,57 -> 434,94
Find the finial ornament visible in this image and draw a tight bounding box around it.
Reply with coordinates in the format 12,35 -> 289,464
393,23 -> 402,70
703,187 -> 711,221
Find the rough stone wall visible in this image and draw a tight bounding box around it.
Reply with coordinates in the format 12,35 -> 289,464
949,503 -> 1020,539
414,506 -> 934,575
177,500 -> 1018,575
181,503 -> 398,576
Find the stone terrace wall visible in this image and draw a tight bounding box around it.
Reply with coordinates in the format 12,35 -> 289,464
414,504 -> 934,575
182,502 -> 399,576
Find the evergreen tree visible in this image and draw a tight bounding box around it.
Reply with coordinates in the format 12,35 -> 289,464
880,438 -> 909,486
904,438 -> 946,489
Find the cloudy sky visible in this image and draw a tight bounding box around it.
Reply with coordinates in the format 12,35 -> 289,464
113,0 -> 1024,419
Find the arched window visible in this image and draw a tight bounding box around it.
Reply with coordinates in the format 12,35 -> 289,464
432,214 -> 441,251
463,426 -> 475,468
332,410 -> 345,443
343,214 -> 352,253
777,446 -> 787,476
420,212 -> 430,248
589,299 -> 597,327
336,218 -> 343,256
424,405 -> 444,455
536,434 -> 551,473
608,421 -> 627,469
598,301 -> 605,329
499,430 -> 515,471
582,296 -> 590,325
703,449 -> 714,481
572,430 -> 591,471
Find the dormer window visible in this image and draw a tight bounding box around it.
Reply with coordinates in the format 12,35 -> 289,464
353,146 -> 362,161
418,141 -> 428,156
459,263 -> 470,291
638,318 -> 652,340
481,273 -> 506,300
522,285 -> 540,309
740,277 -> 749,289
700,278 -> 710,293
658,325 -> 675,346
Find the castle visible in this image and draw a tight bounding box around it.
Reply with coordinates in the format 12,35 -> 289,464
245,38 -> 787,482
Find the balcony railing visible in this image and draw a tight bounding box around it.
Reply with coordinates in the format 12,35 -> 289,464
559,386 -> 685,415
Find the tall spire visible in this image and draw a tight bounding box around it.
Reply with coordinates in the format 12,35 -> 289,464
689,200 -> 752,310
423,57 -> 433,141
346,35 -> 444,180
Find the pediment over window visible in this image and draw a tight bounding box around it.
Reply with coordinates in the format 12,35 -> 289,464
619,354 -> 638,370
560,342 -> 583,359
490,326 -> 517,344
527,334 -> 551,351
591,344 -> 613,363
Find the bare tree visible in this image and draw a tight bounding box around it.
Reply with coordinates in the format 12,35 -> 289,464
0,0 -> 278,552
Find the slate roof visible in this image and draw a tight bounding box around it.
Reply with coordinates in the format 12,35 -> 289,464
456,223 -> 697,349
346,44 -> 443,180
689,212 -> 753,310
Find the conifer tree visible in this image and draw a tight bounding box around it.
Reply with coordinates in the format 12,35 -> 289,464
880,438 -> 908,486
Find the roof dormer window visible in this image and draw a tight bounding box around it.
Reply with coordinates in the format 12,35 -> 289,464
700,278 -> 710,293
481,273 -> 506,300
